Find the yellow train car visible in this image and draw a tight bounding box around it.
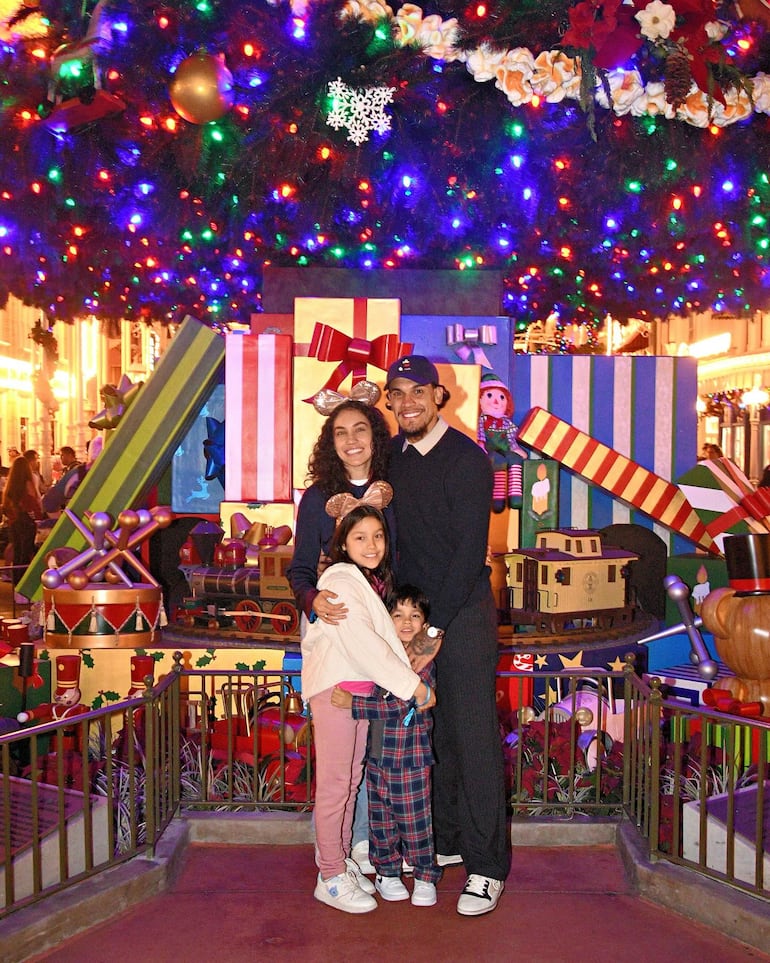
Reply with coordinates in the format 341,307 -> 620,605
504,529 -> 638,634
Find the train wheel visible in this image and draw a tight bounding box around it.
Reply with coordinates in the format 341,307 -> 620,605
271,601 -> 299,635
234,599 -> 263,633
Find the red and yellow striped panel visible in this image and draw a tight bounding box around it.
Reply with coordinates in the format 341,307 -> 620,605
518,407 -> 718,554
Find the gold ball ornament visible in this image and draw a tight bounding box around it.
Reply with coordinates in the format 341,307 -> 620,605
67,570 -> 90,590
169,50 -> 234,124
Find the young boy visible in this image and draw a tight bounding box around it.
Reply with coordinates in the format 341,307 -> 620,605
332,584 -> 440,907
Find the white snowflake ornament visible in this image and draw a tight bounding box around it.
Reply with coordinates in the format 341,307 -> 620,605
326,77 -> 396,145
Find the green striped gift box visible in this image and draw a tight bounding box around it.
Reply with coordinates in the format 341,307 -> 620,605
18,317 -> 224,600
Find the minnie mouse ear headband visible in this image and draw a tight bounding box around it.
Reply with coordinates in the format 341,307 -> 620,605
312,380 -> 381,416
325,481 -> 393,521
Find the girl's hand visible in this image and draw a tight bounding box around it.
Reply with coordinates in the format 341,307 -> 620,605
312,589 -> 348,625
331,685 -> 353,709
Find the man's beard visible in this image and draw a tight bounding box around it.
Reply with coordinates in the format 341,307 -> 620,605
401,423 -> 429,441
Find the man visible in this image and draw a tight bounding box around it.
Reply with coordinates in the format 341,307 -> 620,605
42,446 -> 85,514
385,354 -> 510,916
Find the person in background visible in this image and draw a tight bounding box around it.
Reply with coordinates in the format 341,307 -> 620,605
385,354 -> 510,917
332,583 -> 440,907
1,455 -> 43,581
759,464 -> 770,489
23,450 -> 47,497
42,446 -> 86,514
302,503 -> 433,914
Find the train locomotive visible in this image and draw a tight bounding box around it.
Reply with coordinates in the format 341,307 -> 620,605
504,529 -> 638,635
176,540 -> 300,640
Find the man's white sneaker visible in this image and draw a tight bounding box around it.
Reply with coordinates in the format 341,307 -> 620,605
345,857 -> 375,894
375,874 -> 410,902
456,874 -> 504,916
351,840 -> 375,875
314,871 -> 377,914
436,853 -> 463,867
411,879 -> 437,907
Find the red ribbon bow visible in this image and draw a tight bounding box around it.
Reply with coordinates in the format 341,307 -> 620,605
304,321 -> 412,402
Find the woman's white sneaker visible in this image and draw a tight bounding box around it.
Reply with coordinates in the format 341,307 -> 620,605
314,871 -> 377,913
375,874 -> 410,901
351,840 -> 375,875
411,879 -> 437,906
345,857 -> 376,894
456,874 -> 504,916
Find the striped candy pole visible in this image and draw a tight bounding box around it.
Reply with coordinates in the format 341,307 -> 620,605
518,406 -> 718,555
18,317 -> 224,600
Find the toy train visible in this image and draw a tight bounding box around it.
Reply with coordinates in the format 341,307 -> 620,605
503,529 -> 638,635
176,543 -> 301,639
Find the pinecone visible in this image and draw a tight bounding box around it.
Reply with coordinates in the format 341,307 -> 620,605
664,48 -> 693,109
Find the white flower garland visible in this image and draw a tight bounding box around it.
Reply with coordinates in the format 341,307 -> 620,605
342,0 -> 770,128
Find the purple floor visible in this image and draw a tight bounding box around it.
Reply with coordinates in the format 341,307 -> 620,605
29,844 -> 769,963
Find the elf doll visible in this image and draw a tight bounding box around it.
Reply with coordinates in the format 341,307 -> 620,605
478,372 -> 528,512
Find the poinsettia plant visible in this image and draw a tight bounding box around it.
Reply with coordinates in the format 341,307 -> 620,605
504,718 -> 625,817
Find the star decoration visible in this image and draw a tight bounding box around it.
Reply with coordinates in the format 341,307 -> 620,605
203,417 -> 226,488
88,374 -> 143,430
608,655 -> 627,672
326,77 -> 396,145
558,651 -> 586,670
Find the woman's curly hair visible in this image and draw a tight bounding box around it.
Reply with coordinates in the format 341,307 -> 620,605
307,400 -> 391,496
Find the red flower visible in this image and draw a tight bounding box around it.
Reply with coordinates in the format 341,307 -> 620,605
561,0 -> 644,70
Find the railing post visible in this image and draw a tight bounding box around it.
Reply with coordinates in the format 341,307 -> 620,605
622,655 -> 635,810
143,681 -> 156,857
647,679 -> 663,860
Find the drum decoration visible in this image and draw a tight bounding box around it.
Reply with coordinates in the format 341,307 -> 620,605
39,505 -> 173,648
43,584 -> 165,648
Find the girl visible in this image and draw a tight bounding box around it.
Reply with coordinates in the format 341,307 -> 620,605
301,502 -> 434,914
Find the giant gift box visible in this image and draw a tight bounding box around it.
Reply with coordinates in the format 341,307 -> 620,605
171,383 -> 225,514
292,297 -> 410,489
400,316 -> 513,386
510,355 -> 701,556
225,333 -> 293,502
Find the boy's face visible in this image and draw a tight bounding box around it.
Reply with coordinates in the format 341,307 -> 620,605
390,600 -> 426,646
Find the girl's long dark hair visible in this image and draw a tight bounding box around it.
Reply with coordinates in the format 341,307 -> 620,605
329,505 -> 395,598
307,401 -> 391,496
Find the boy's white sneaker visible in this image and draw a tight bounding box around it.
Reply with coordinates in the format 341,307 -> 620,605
345,857 -> 375,894
375,874 -> 410,901
351,840 -> 375,875
314,871 -> 377,913
456,874 -> 504,916
411,879 -> 437,907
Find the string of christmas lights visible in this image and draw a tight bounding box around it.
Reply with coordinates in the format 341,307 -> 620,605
0,0 -> 768,328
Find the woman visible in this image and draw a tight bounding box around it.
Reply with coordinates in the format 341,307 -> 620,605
287,394 -> 394,625
286,390 -> 394,872
1,454 -> 43,582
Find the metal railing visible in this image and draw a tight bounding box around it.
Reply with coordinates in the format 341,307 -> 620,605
624,670 -> 769,899
0,655 -> 312,918
2,652 -> 767,921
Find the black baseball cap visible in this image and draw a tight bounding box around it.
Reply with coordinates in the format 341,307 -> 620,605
385,355 -> 440,389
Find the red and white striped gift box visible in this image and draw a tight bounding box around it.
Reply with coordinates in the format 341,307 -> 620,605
225,333 -> 293,502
